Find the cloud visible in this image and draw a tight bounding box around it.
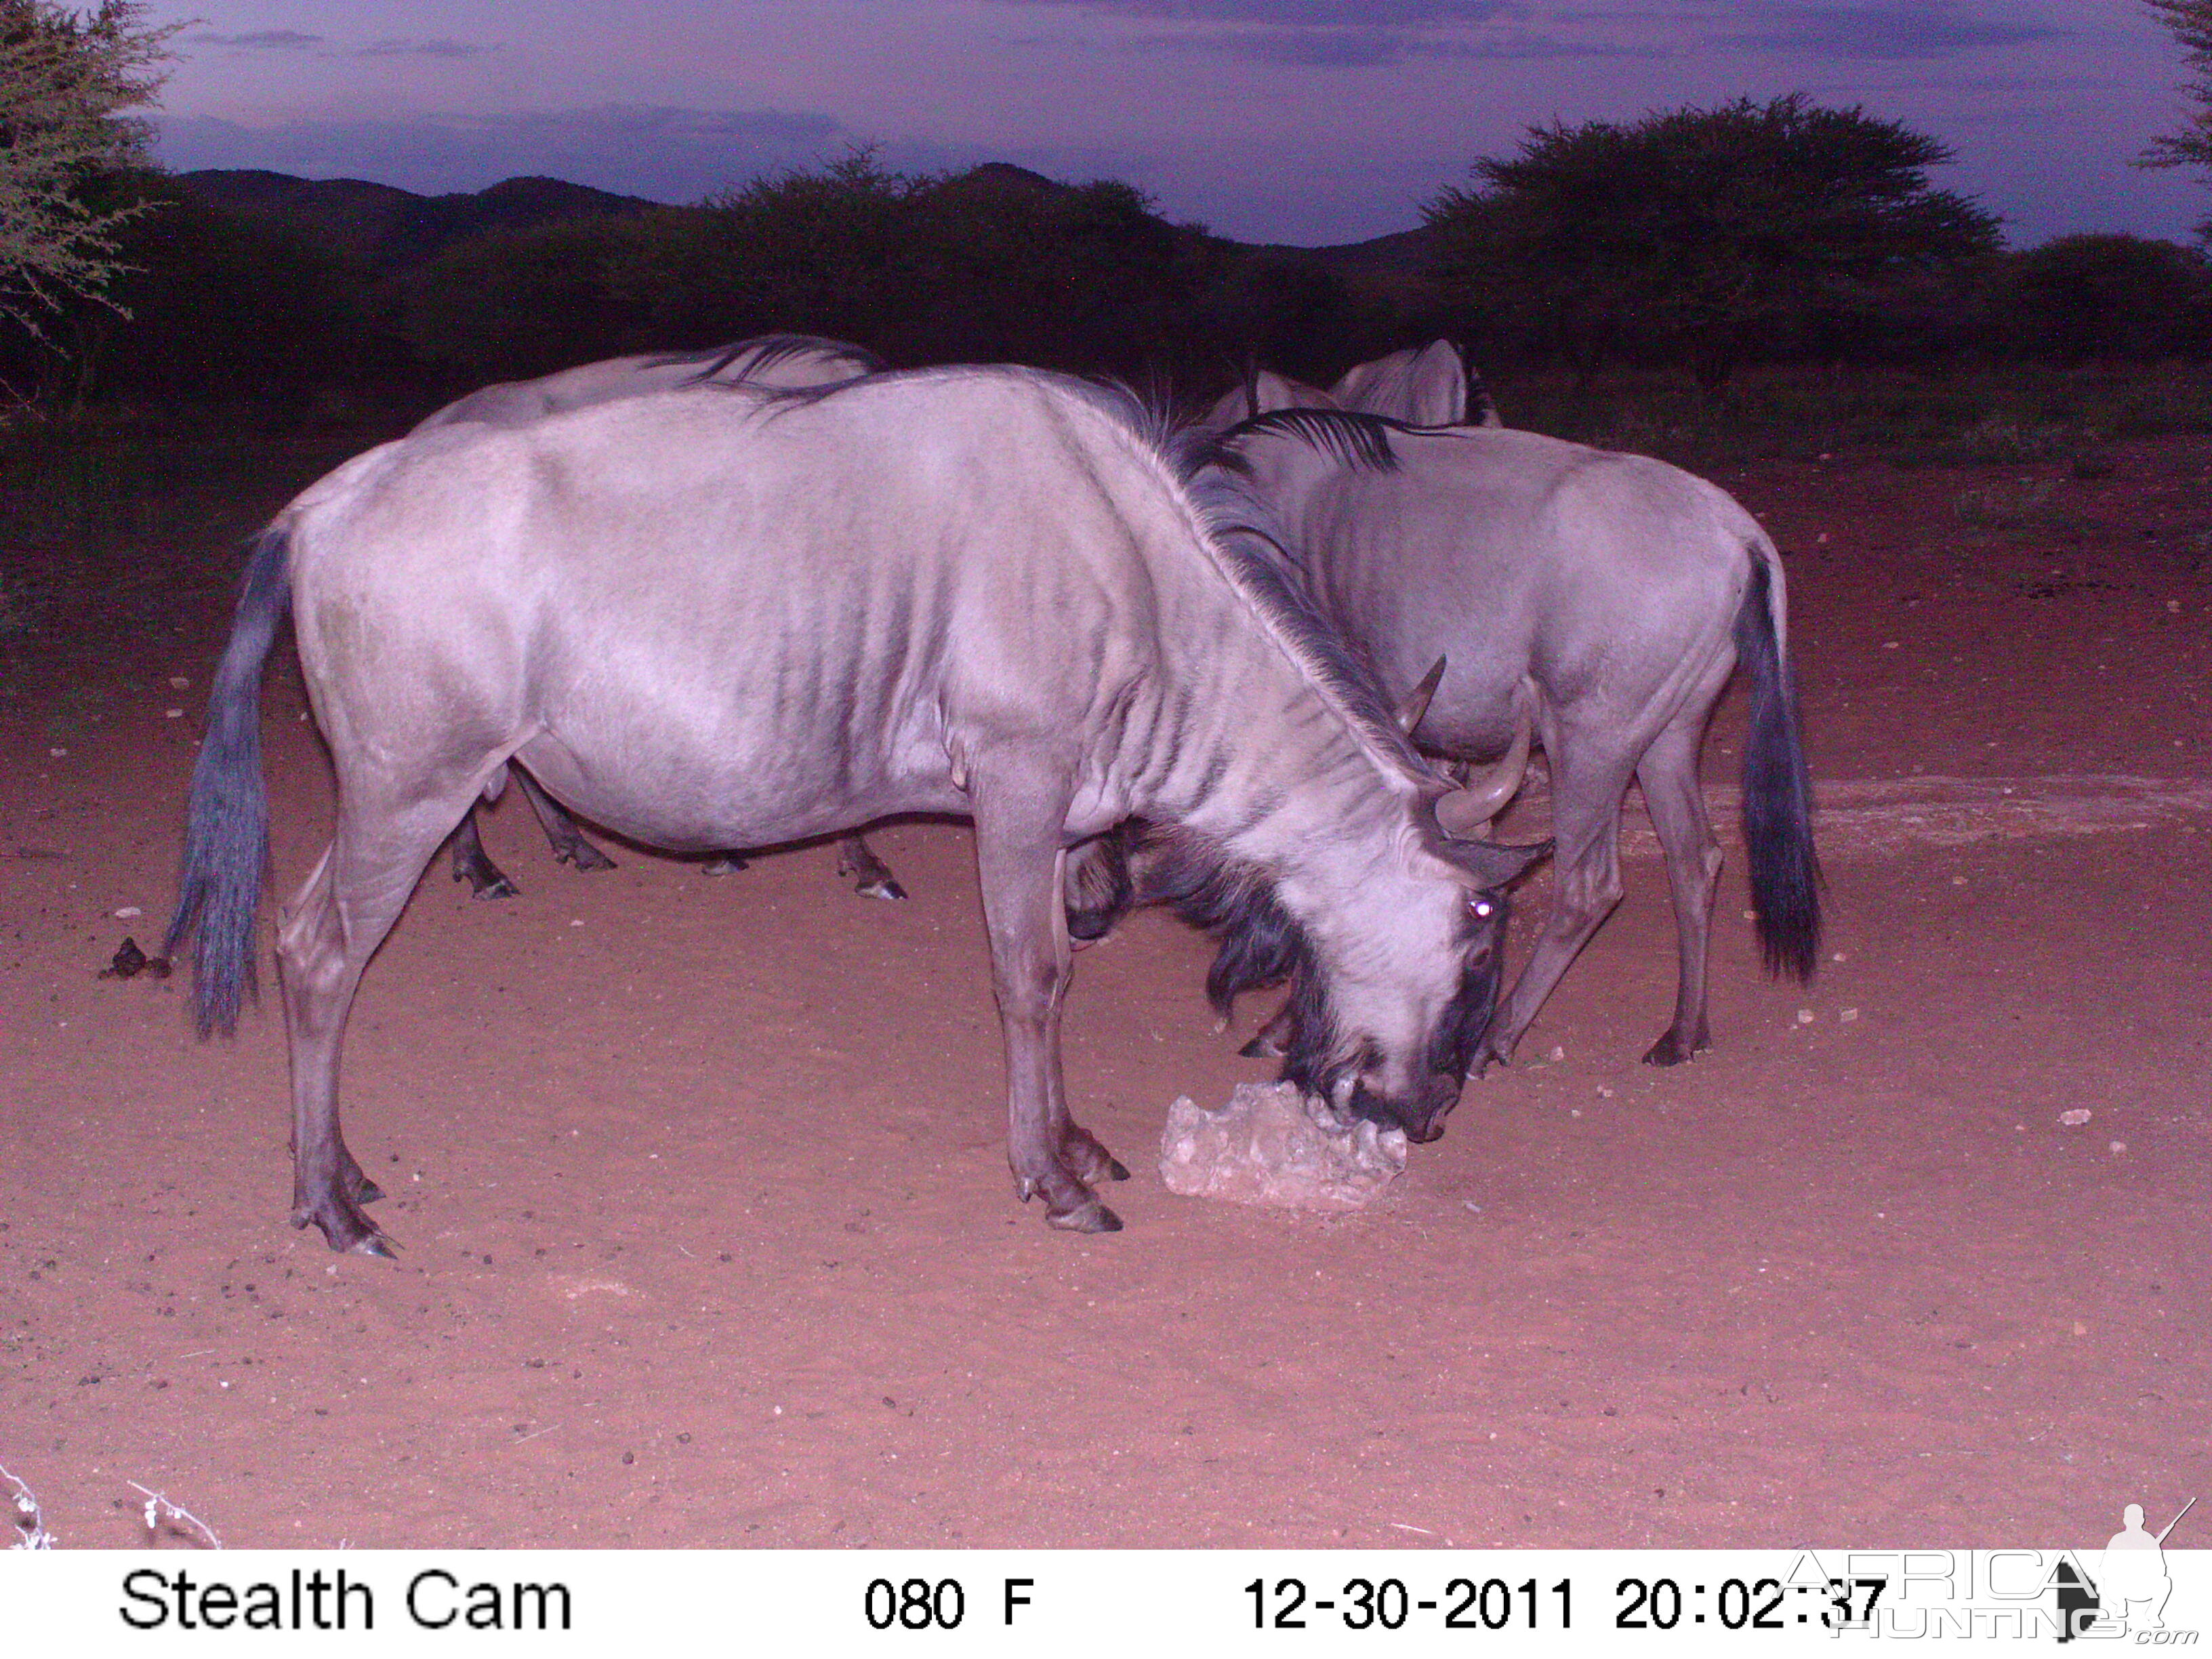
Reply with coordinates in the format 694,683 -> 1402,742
996,0 -> 1527,20
1126,24 -> 1662,64
183,28 -> 493,60
156,104 -> 851,204
354,39 -> 495,60
1714,3 -> 2063,60
186,30 -> 325,51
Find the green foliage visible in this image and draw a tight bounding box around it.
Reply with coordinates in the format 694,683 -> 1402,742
403,148 -> 1255,392
405,213 -> 653,383
0,175 -> 415,412
1486,363 -> 2212,470
0,0 -> 180,335
2141,0 -> 2212,226
1990,234 -> 2212,363
1425,94 -> 2002,388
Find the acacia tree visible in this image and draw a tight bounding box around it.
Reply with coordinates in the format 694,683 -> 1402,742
2142,0 -> 2212,232
1426,94 -> 2001,390
0,0 -> 180,335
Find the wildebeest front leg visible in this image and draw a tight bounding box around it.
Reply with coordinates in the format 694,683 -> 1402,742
970,762 -> 1121,1232
515,768 -> 616,872
836,833 -> 907,900
1479,747 -> 1631,1071
1635,719 -> 1723,1066
448,808 -> 521,901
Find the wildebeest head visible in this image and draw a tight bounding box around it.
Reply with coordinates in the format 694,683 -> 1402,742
1072,802 -> 1548,1143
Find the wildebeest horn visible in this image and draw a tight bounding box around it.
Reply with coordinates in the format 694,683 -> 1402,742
1434,681 -> 1534,838
1393,657 -> 1447,736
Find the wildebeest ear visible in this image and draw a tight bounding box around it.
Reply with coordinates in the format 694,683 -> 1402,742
1437,836 -> 1551,890
1393,657 -> 1447,735
1400,340 -> 1469,426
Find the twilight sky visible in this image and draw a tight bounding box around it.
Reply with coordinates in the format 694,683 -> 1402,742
148,1 -> 2203,249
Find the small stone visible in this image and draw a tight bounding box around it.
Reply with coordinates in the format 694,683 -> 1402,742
113,905 -> 142,919
1839,1008 -> 1860,1023
1951,875 -> 1967,886
2059,1109 -> 2092,1127
168,676 -> 190,689
1595,1086 -> 1614,1099
1547,1045 -> 1565,1063
165,708 -> 182,718
47,747 -> 66,758
1883,640 -> 1900,650
1795,1008 -> 1816,1025
2072,1322 -> 2088,1337
1831,951 -> 1847,963
2108,1141 -> 2127,1157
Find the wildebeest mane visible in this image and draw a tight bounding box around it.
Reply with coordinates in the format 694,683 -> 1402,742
687,332 -> 885,386
1210,407 -> 1405,474
1174,432 -> 1437,790
1464,366 -> 1499,427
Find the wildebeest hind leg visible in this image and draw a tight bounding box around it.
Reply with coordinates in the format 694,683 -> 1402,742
1636,719 -> 1723,1066
278,795 -> 470,1255
836,833 -> 907,900
970,769 -> 1120,1231
1479,748 -> 1631,1070
447,808 -> 521,901
516,768 -> 615,872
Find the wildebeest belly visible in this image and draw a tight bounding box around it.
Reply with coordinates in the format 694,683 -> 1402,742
510,689 -> 962,854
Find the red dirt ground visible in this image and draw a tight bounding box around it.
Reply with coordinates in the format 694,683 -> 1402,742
2,434 -> 2207,1549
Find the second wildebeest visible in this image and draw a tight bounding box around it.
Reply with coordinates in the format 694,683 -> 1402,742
1138,353 -> 1821,1067
165,365 -> 1548,1254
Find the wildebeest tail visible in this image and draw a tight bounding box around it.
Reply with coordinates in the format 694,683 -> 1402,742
163,525 -> 292,1037
1733,550 -> 1822,981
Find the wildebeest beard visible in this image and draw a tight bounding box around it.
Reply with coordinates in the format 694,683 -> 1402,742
1067,823 -> 1503,1139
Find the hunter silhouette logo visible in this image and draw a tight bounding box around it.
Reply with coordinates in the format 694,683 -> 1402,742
2058,1496 -> 2197,1641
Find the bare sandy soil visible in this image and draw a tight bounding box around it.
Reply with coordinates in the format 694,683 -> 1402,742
2,432 -> 2207,1549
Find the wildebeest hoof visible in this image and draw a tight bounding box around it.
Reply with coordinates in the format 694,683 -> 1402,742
702,855 -> 748,876
1047,1197 -> 1123,1233
1640,1030 -> 1708,1067
467,874 -> 521,901
556,842 -> 616,872
857,876 -> 907,901
293,1201 -> 396,1256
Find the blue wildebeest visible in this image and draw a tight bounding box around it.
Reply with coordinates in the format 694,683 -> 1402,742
1132,356 -> 1821,1069
164,367 -> 1548,1254
1327,340 -> 1500,429
413,334 -> 907,902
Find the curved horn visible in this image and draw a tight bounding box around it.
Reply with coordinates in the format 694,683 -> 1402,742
1393,657 -> 1447,736
1435,680 -> 1535,838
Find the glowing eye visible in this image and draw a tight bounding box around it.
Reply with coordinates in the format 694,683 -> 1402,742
1471,899 -> 1494,918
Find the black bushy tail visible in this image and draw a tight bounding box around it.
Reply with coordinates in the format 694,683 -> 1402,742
163,526 -> 293,1037
1733,552 -> 1822,981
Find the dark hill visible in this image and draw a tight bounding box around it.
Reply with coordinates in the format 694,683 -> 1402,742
176,166 -> 1441,289
177,170 -> 661,269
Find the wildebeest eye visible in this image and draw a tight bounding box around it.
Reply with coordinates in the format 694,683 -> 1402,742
1469,898 -> 1495,918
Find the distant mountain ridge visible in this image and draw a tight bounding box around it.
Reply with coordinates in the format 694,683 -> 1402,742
176,166 -> 1441,289
178,171 -> 663,268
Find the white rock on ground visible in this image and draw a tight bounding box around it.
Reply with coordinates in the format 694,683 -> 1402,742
1158,1081 -> 1407,1212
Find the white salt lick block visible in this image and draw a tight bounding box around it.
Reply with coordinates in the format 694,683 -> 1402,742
1158,1080 -> 1408,1212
